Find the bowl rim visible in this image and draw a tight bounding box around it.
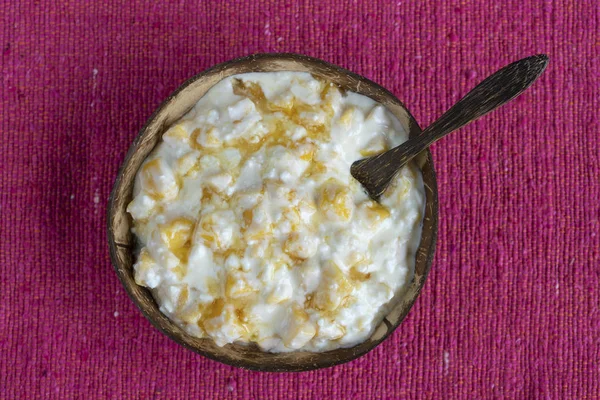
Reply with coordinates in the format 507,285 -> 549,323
107,52 -> 438,371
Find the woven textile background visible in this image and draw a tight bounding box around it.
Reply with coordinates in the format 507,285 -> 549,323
1,0 -> 598,398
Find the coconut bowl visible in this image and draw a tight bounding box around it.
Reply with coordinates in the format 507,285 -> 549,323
107,53 -> 438,372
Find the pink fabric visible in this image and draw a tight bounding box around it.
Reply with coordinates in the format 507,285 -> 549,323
2,0 -> 599,398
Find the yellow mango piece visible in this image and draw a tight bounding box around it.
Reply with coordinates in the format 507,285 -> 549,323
199,298 -> 225,322
242,204 -> 272,242
163,124 -> 190,144
174,152 -> 200,178
296,142 -> 316,161
242,209 -> 253,228
318,179 -> 354,222
159,217 -> 194,262
358,200 -> 390,229
339,106 -> 355,127
179,304 -> 203,325
176,285 -> 189,312
190,126 -> 222,150
140,158 -> 179,200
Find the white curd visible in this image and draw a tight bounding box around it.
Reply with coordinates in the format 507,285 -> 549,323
128,72 -> 424,352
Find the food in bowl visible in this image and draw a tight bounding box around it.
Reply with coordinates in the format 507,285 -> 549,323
127,71 -> 424,352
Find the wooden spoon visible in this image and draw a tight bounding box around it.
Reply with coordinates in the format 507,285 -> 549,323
351,54 -> 549,199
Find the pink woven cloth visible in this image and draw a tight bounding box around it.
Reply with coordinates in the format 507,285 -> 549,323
2,0 -> 598,398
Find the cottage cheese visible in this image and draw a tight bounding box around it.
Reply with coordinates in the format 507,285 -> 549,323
128,72 -> 424,352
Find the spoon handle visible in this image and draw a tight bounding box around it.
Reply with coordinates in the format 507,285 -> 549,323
351,54 -> 549,198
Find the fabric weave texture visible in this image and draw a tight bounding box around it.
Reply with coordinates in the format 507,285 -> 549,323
1,0 -> 598,398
